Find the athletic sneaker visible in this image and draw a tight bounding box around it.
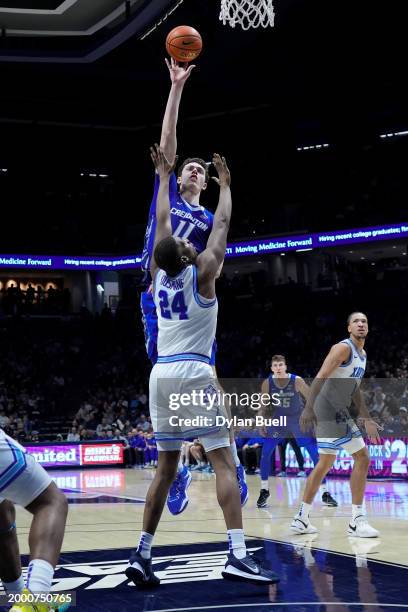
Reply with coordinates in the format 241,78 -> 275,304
237,464 -> 249,506
347,516 -> 379,538
256,488 -> 270,508
276,471 -> 286,477
322,491 -> 338,507
290,516 -> 318,535
297,470 -> 306,477
166,465 -> 192,515
222,553 -> 279,585
125,551 -> 160,588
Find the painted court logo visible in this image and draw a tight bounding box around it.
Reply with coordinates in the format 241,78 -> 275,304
0,546 -> 262,596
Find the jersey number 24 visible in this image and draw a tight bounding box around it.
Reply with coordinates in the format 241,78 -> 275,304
158,290 -> 188,320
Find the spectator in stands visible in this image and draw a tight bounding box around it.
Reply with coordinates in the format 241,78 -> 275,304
144,433 -> 158,468
136,414 -> 150,432
96,417 -> 110,436
382,413 -> 397,436
79,428 -> 89,440
395,407 -> 408,435
0,410 -> 10,429
67,427 -> 80,442
129,430 -> 146,466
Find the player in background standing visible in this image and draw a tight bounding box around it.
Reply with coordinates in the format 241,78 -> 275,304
256,355 -> 337,508
290,312 -> 381,537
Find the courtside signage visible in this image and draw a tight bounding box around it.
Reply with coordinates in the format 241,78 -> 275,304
25,443 -> 124,468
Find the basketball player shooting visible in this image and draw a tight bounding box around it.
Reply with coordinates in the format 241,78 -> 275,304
140,57 -> 247,516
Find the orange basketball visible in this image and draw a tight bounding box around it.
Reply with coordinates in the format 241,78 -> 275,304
165,25 -> 202,63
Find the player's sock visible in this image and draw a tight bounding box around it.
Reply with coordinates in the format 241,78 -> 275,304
230,441 -> 241,467
137,531 -> 154,559
261,480 -> 269,491
2,575 -> 25,594
26,559 -> 54,593
177,461 -> 184,474
352,504 -> 365,521
227,529 -> 247,560
296,501 -> 312,520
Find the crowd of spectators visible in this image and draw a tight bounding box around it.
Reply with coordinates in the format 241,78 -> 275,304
0,316 -> 83,443
0,267 -> 408,451
0,283 -> 71,316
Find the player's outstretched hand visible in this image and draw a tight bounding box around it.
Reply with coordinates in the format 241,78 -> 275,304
150,143 -> 177,177
299,408 -> 317,433
212,153 -> 231,187
165,57 -> 195,86
360,419 -> 383,444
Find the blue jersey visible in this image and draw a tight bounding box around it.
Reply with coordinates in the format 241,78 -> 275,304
141,172 -> 214,272
268,373 -> 303,423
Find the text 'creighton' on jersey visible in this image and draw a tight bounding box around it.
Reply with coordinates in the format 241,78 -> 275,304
141,173 -> 214,272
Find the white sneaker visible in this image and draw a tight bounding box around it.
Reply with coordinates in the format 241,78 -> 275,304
347,516 -> 379,538
290,516 -> 318,534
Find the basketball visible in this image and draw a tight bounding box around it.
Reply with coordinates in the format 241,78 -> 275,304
165,25 -> 202,63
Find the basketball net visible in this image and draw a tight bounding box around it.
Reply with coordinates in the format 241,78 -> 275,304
219,0 -> 275,30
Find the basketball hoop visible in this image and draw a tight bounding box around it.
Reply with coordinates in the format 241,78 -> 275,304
219,0 -> 275,30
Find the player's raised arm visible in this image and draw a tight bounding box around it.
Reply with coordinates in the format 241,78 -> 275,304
149,144 -> 178,277
197,154 -> 231,291
160,58 -> 196,164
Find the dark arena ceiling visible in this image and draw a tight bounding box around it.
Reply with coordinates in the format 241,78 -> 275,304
0,0 -> 407,253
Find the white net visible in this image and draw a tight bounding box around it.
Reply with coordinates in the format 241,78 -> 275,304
219,0 -> 275,30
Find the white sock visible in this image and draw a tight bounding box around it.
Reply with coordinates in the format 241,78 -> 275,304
352,504 -> 365,522
297,501 -> 312,520
137,531 -> 154,559
3,575 -> 25,594
177,461 -> 184,474
227,529 -> 247,560
230,441 -> 240,467
261,480 -> 269,491
26,559 -> 54,594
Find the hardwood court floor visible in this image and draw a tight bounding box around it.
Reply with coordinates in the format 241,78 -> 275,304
5,468 -> 408,611
13,467 -> 408,566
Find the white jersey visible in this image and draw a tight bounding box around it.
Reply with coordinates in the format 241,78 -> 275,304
332,338 -> 367,380
320,338 -> 367,409
153,265 -> 217,364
